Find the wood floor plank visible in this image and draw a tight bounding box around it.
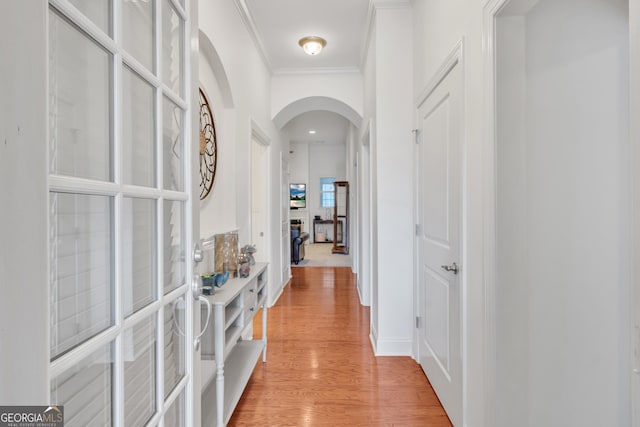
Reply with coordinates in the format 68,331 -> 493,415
228,266 -> 452,426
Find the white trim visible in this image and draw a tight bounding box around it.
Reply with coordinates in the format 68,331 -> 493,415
481,1 -> 515,426
49,175 -> 120,195
232,0 -> 273,73
169,0 -> 187,21
359,0 -> 413,71
372,0 -> 412,9
372,338 -> 413,356
272,66 -> 361,76
162,375 -> 189,413
49,0 -> 118,54
49,325 -> 120,376
631,0 -> 640,425
250,118 -> 271,146
415,39 -> 462,108
162,86 -> 189,111
359,0 -> 376,71
122,52 -> 161,90
113,0 -> 125,423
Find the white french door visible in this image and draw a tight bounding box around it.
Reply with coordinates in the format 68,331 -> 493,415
415,56 -> 463,426
47,0 -> 199,425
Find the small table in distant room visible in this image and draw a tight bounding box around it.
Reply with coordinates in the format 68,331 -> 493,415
313,219 -> 342,243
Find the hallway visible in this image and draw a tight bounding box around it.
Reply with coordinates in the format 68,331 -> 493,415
228,267 -> 452,426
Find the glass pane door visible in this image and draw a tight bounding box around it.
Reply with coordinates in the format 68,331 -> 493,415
48,0 -> 195,425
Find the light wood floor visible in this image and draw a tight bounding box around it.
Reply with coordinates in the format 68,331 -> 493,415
228,266 -> 452,426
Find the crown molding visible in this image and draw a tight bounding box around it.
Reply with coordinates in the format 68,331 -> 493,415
272,66 -> 361,76
232,0 -> 273,73
359,1 -> 376,70
372,0 -> 412,9
359,0 -> 412,70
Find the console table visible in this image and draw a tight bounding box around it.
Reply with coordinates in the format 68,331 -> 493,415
201,263 -> 268,427
313,219 -> 343,243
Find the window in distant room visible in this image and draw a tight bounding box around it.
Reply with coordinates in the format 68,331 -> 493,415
320,177 -> 336,207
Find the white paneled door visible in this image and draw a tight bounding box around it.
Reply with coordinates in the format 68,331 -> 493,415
47,0 -> 200,425
416,59 -> 462,426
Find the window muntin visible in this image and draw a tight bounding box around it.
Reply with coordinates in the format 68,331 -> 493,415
320,177 -> 336,207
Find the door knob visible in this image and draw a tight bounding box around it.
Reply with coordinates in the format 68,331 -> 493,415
441,262 -> 459,274
193,241 -> 203,263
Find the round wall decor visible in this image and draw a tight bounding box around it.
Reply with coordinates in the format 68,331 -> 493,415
199,88 -> 218,200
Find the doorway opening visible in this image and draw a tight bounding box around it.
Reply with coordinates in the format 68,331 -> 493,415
251,129 -> 270,264
489,0 -> 630,425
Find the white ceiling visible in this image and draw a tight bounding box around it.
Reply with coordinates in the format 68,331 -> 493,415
243,0 -> 370,73
238,0 -> 371,144
283,110 -> 350,145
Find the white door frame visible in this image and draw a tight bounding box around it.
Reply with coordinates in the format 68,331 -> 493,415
188,0 -> 201,423
358,121 -> 372,306
280,152 -> 292,286
250,120 -> 272,300
481,4 -> 505,426
631,0 -> 640,424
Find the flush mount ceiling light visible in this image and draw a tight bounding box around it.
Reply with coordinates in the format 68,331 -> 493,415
298,36 -> 327,56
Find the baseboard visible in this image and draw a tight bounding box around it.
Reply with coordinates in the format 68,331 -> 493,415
369,324 -> 378,354
371,336 -> 412,356
268,284 -> 284,307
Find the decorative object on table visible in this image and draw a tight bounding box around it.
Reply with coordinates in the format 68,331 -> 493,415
241,244 -> 257,265
201,271 -> 230,295
214,271 -> 229,286
214,232 -> 238,276
199,88 -> 218,200
238,251 -> 251,278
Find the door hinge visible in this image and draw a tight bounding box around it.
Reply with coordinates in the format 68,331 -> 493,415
415,224 -> 420,236
634,326 -> 640,374
416,316 -> 421,329
412,129 -> 419,144
635,326 -> 640,357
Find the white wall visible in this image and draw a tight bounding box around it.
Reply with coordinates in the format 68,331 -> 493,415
412,0 -> 496,424
358,123 -> 372,307
412,0 -> 632,425
288,141 -> 310,232
199,34 -> 238,236
288,140 -> 347,242
362,19 -> 379,344
271,72 -> 364,121
308,143 -> 347,218
362,4 -> 414,355
0,0 -> 48,403
199,0 -> 286,303
495,15 -> 529,426
496,1 -> 630,425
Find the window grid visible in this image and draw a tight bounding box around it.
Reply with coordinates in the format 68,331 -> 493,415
320,177 -> 336,207
47,0 -> 192,425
